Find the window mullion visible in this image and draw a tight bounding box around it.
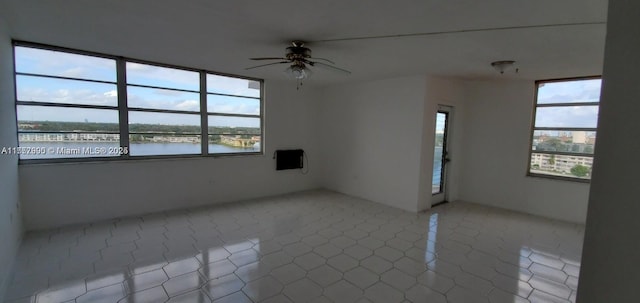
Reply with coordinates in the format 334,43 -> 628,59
536,102 -> 600,108
533,127 -> 598,132
117,58 -> 130,158
200,71 -> 208,155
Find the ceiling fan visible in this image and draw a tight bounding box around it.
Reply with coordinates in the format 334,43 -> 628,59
246,40 -> 350,88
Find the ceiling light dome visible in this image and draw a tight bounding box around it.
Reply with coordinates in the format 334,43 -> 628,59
491,60 -> 518,74
286,65 -> 309,80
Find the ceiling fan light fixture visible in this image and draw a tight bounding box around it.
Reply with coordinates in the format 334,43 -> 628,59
247,40 -> 349,89
285,65 -> 311,80
491,60 -> 516,74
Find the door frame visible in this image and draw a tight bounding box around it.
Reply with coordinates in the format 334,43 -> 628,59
432,105 -> 452,206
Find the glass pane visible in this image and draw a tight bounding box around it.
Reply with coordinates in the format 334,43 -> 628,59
432,113 -> 446,194
17,105 -> 119,160
208,116 -> 260,135
18,135 -> 122,159
538,79 -> 601,104
128,86 -> 200,111
16,75 -> 118,106
15,46 -> 116,82
129,134 -> 201,156
207,74 -> 260,97
17,106 -> 119,131
535,106 -> 599,128
530,153 -> 593,179
209,135 -> 260,154
126,62 -> 199,91
207,94 -> 260,115
129,112 -> 200,134
532,130 -> 596,154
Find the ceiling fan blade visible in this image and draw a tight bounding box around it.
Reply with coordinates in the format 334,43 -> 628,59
308,61 -> 351,75
245,61 -> 289,70
309,57 -> 335,65
250,57 -> 288,61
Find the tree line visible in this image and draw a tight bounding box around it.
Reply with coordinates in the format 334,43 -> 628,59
19,121 -> 260,135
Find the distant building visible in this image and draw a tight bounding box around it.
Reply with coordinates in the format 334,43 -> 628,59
558,131 -> 572,143
531,153 -> 593,175
220,135 -> 259,148
573,132 -> 587,144
19,133 -> 119,142
150,136 -> 199,143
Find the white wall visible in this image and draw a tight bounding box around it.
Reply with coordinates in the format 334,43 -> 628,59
19,81 -> 321,230
318,76 -> 591,223
578,0 -> 640,301
319,76 -> 427,212
0,18 -> 23,301
457,80 -> 590,223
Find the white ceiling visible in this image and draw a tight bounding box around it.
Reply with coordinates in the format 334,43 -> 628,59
0,0 -> 607,86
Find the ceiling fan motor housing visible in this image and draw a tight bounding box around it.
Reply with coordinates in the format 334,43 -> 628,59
246,40 -> 350,79
286,41 -> 312,62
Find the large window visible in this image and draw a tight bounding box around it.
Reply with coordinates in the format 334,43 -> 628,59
12,42 -> 262,162
529,77 -> 601,181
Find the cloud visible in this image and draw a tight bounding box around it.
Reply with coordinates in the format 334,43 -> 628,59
126,62 -> 199,90
536,79 -> 601,128
104,90 -> 118,97
60,67 -> 87,78
175,100 -> 200,111
15,45 -> 260,98
15,46 -> 262,127
127,87 -> 200,111
18,87 -> 117,106
535,106 -> 599,128
15,46 -> 116,81
212,102 -> 260,115
538,79 -> 602,104
209,116 -> 260,128
207,74 -> 260,97
125,62 -> 149,71
153,89 -> 184,96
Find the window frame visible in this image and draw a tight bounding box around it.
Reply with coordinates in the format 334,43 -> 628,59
13,41 -> 264,164
527,76 -> 601,183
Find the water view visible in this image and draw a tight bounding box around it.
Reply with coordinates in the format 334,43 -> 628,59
18,142 -> 258,159
433,146 -> 443,187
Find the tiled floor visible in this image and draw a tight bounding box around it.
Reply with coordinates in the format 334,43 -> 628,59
4,190 -> 584,303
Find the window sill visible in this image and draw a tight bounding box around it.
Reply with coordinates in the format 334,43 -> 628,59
17,152 -> 265,166
526,172 -> 591,184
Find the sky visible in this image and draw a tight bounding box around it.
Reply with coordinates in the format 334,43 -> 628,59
14,46 -> 261,128
14,46 -> 602,131
435,112 -> 446,135
535,79 -> 601,128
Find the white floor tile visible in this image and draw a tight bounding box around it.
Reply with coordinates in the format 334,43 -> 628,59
282,278 -> 323,303
162,271 -> 206,297
118,285 -> 167,303
242,276 -> 283,302
4,190 -> 584,303
364,282 -> 404,303
344,267 -> 379,289
381,268 -> 416,291
307,265 -> 343,287
270,263 -> 307,285
323,280 -> 363,303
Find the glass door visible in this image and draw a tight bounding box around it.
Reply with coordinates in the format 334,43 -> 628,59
432,107 -> 451,205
